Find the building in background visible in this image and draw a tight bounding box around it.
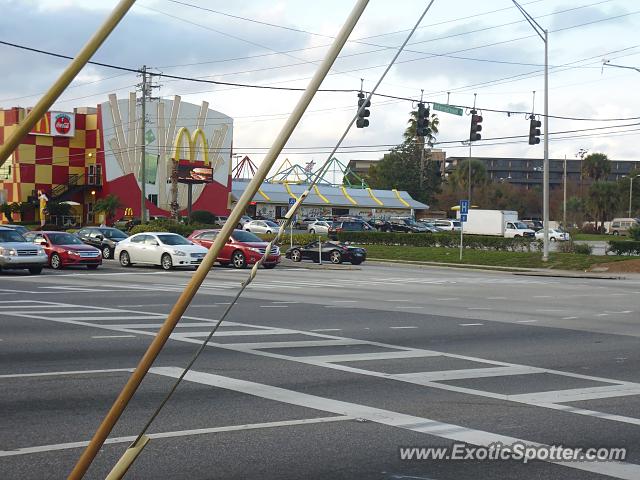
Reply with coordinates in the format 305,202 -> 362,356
347,149 -> 447,180
445,156 -> 640,189
0,95 -> 233,225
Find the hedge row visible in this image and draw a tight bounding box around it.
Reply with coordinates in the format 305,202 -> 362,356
129,219 -> 211,237
607,240 -> 640,256
336,231 -> 541,252
260,233 -> 325,246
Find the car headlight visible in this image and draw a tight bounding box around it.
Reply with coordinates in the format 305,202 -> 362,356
37,248 -> 47,256
0,247 -> 17,256
172,250 -> 186,256
66,250 -> 80,256
248,247 -> 262,253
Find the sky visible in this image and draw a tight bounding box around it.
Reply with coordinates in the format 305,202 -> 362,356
1,0 -> 639,175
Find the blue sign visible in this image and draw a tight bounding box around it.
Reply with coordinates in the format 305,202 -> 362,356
460,199 -> 469,215
460,214 -> 468,223
288,197 -> 296,206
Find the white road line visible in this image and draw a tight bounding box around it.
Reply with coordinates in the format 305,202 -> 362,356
151,367 -> 640,480
384,299 -> 411,302
223,339 -> 366,350
396,306 -> 422,310
117,304 -> 173,307
270,301 -> 300,304
486,296 -> 507,300
91,335 -> 137,339
0,415 -> 352,457
535,309 -> 566,312
259,305 -> 288,308
396,366 -> 544,382
562,316 -> 578,320
467,307 -> 491,311
310,329 -> 343,332
435,297 -> 460,301
300,350 -> 440,363
459,323 -> 484,326
0,368 -> 133,379
533,295 -> 552,298
510,385 -> 640,404
516,320 -> 538,323
390,326 -> 418,329
332,300 -> 358,303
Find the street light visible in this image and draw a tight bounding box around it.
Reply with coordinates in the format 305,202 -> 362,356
512,0 -> 550,261
629,175 -> 640,218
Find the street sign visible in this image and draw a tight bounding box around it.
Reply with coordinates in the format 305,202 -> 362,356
433,102 -> 463,116
288,197 -> 296,207
460,214 -> 468,223
459,199 -> 469,215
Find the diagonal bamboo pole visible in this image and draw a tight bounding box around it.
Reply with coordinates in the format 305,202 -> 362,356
68,1 -> 369,478
0,0 -> 137,168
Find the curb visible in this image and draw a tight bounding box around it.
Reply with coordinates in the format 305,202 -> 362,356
367,258 -> 625,279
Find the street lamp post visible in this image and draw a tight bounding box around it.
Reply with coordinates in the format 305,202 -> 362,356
513,0 -> 549,261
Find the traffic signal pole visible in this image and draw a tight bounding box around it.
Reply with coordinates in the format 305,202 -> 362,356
69,1 -> 370,478
0,0 -> 136,168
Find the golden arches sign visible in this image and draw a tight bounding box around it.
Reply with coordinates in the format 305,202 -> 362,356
172,127 -> 209,165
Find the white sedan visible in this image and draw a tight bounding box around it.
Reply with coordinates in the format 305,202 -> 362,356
535,228 -> 570,242
115,232 -> 208,270
244,220 -> 279,234
307,220 -> 332,235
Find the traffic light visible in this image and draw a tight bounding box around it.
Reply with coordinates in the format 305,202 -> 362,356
528,116 -> 541,145
416,102 -> 430,137
356,91 -> 370,128
469,109 -> 482,141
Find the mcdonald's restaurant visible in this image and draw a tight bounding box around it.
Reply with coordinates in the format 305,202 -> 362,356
0,95 -> 234,227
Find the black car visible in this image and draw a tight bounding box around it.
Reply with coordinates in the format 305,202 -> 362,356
113,218 -> 141,232
328,220 -> 374,239
286,241 -> 366,265
367,218 -> 393,232
76,226 -> 129,259
387,218 -> 430,233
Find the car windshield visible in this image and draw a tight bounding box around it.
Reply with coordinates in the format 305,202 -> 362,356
515,222 -> 529,229
0,230 -> 26,242
101,228 -> 127,239
48,233 -> 84,245
452,221 -> 461,227
157,234 -> 191,245
232,230 -> 263,243
265,221 -> 279,227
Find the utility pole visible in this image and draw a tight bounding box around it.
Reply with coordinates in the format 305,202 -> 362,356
140,65 -> 147,223
137,65 -> 159,223
563,155 -> 567,228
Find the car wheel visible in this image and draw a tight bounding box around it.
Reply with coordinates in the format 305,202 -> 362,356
613,231 -> 619,236
237,223 -> 242,229
514,234 -> 521,238
384,227 -> 392,233
329,250 -> 342,264
50,253 -> 63,270
265,230 -> 272,234
309,229 -> 315,234
119,251 -> 132,267
87,264 -> 99,270
550,237 -> 557,242
263,264 -> 276,269
290,249 -> 302,262
102,246 -> 112,259
232,250 -> 247,269
28,267 -> 43,275
161,253 -> 173,270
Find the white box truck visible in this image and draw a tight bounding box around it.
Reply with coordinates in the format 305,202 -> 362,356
459,209 -> 536,238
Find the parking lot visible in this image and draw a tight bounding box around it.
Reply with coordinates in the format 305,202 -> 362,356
1,258 -> 640,479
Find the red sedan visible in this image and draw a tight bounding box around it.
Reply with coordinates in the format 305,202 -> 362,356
188,229 -> 280,269
24,231 -> 102,270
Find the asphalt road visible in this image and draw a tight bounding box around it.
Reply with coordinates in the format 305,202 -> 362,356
1,259 -> 640,479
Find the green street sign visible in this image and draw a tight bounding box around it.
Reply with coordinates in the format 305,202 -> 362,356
145,129 -> 156,145
433,102 -> 463,116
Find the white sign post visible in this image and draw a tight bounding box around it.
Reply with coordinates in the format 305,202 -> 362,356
459,200 -> 469,261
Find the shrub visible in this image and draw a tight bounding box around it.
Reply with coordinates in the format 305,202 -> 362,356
129,219 -> 213,237
628,224 -> 640,241
607,240 -> 640,256
335,231 -> 537,252
260,233 -> 323,246
189,210 -> 216,225
573,243 -> 593,255
129,224 -> 169,235
40,223 -> 63,231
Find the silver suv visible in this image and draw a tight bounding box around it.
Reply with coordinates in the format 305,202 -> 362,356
0,226 -> 48,274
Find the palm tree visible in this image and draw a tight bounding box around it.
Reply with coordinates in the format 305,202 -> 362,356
404,109 -> 440,146
587,181 -> 620,231
94,194 -> 123,224
448,159 -> 488,193
582,153 -> 611,182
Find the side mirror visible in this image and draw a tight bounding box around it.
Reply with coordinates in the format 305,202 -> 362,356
96,234 -> 104,241
150,240 -> 159,246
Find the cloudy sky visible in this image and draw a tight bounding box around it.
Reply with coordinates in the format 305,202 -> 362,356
1,0 -> 639,173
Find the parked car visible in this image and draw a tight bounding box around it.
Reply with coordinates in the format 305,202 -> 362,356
535,228 -> 570,242
521,219 -> 543,231
432,219 -> 462,232
115,232 -> 207,270
367,218 -> 392,232
3,224 -> 29,236
416,221 -> 444,233
253,215 -> 276,222
188,229 -> 280,269
387,217 -> 430,233
609,218 -> 639,236
328,220 -> 374,239
286,240 -> 366,265
307,220 -> 332,235
24,231 -> 102,269
213,215 -> 229,227
113,218 -> 141,231
244,220 -> 279,234
76,226 -> 129,259
296,217 -> 318,229
236,215 -> 253,229
0,226 -> 48,274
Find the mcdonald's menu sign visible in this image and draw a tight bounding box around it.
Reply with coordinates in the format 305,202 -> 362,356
29,111 -> 76,137
177,160 -> 213,184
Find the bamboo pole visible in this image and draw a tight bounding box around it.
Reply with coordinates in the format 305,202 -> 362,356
68,1 -> 369,478
0,0 -> 136,168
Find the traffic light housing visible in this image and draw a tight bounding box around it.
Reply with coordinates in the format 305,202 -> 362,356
469,109 -> 482,141
528,116 -> 541,145
356,91 -> 370,128
416,102 -> 430,137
